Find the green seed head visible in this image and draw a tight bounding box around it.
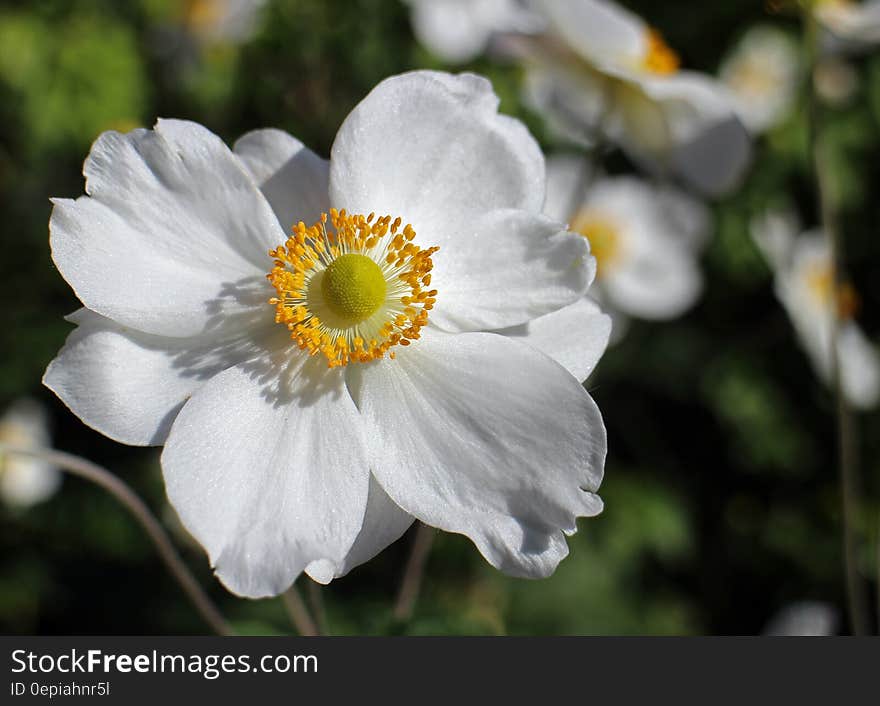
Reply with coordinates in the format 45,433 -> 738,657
320,253 -> 387,325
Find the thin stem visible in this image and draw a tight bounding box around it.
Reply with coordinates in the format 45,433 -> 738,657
281,585 -> 319,636
393,522 -> 435,622
307,578 -> 327,635
0,443 -> 233,636
804,10 -> 869,635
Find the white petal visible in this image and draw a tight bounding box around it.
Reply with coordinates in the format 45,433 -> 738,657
750,207 -> 800,271
839,323 -> 880,410
817,0 -> 880,48
429,209 -> 593,332
347,329 -> 606,578
233,128 -> 330,231
534,0 -> 646,68
495,298 -> 611,382
606,306 -> 630,345
50,119 -> 284,337
163,355 -> 371,598
522,62 -> 606,147
634,72 -> 752,196
408,0 -> 495,63
308,474 -> 415,583
408,0 -> 542,63
43,308 -> 281,446
655,184 -> 711,251
543,153 -> 592,223
604,243 -> 702,319
329,71 -> 545,249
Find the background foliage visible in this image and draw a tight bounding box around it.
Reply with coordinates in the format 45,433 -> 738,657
1,0 -> 878,635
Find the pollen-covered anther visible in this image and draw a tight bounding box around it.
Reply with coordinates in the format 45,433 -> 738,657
641,28 -> 680,76
806,262 -> 861,320
571,209 -> 622,278
266,210 -> 438,367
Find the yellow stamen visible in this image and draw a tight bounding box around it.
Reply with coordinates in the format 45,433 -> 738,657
805,262 -> 860,320
266,210 -> 439,368
570,210 -> 622,277
641,28 -> 679,76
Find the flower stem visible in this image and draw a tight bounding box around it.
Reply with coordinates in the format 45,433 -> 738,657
393,522 -> 435,622
804,9 -> 869,635
0,443 -> 233,636
307,579 -> 327,635
281,585 -> 319,636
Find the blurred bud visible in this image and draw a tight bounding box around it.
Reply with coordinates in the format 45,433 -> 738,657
0,399 -> 61,508
813,56 -> 860,105
762,601 -> 838,635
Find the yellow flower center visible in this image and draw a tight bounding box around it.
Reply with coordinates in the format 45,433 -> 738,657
571,210 -> 622,278
320,254 -> 387,324
267,209 -> 439,368
641,28 -> 680,76
805,262 -> 859,320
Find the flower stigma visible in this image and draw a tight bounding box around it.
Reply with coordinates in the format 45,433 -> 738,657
641,28 -> 680,75
267,209 -> 439,368
571,210 -> 622,278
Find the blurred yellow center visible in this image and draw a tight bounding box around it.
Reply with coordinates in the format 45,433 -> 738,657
571,210 -> 622,278
267,210 -> 438,368
642,29 -> 680,75
320,254 -> 387,325
805,262 -> 859,319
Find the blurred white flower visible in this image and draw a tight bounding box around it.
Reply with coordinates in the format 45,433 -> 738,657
763,600 -> 838,636
405,0 -> 543,63
815,0 -> 880,52
181,0 -> 268,46
719,26 -> 801,134
44,71 -> 609,598
752,209 -> 880,409
520,0 -> 751,196
0,399 -> 61,508
544,154 -> 708,337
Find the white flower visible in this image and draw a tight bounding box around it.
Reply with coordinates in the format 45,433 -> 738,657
521,0 -> 751,196
815,0 -> 880,52
0,399 -> 61,508
762,601 -> 838,636
406,0 -> 543,64
752,210 -> 880,409
719,26 -> 801,135
544,154 -> 708,336
44,71 -> 610,598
